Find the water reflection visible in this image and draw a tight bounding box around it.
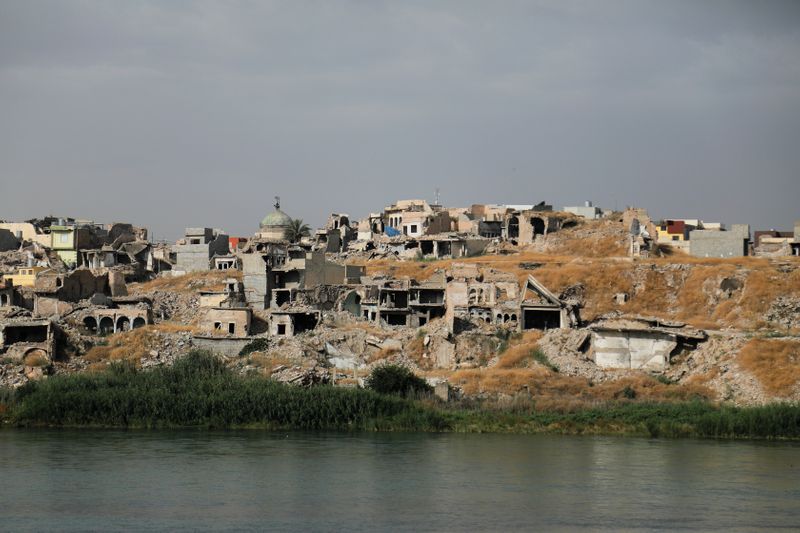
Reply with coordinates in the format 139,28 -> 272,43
0,430 -> 798,532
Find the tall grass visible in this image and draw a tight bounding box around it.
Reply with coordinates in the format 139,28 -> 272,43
444,400 -> 800,439
9,351 -> 448,431
5,351 -> 800,439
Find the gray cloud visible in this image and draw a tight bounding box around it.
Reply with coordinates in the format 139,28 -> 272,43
1,0 -> 798,239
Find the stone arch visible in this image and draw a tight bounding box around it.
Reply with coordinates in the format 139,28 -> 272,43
503,313 -> 510,323
341,290 -> 362,317
508,216 -> 519,239
496,313 -> 503,324
83,315 -> 98,333
23,347 -> 49,362
116,316 -> 131,332
0,293 -> 8,306
132,317 -> 146,329
99,316 -> 114,335
531,217 -> 546,237
510,314 -> 517,322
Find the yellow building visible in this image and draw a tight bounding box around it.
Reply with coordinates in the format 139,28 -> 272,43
4,266 -> 49,287
50,224 -> 97,266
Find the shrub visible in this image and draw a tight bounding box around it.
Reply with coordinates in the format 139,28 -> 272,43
365,363 -> 433,397
654,374 -> 676,385
10,350 -> 448,431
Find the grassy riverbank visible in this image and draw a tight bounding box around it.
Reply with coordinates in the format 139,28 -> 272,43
2,352 -> 799,439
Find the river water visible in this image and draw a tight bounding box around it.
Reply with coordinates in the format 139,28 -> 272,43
0,430 -> 798,532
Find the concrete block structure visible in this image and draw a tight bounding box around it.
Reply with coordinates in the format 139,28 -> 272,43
689,224 -> 750,258
591,324 -> 706,371
563,201 -> 603,220
173,228 -> 230,273
592,328 -> 678,370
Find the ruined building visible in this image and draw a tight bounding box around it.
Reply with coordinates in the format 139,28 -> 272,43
173,228 -> 230,273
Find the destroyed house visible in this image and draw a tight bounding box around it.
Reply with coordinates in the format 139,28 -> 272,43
50,222 -> 102,267
241,243 -> 288,309
445,265 -> 522,331
242,243 -> 361,310
213,254 -> 238,271
270,309 -> 320,337
377,235 -> 489,261
80,241 -> 153,279
378,280 -> 411,327
589,317 -> 706,371
359,284 -> 380,322
0,222 -> 51,247
382,199 -> 451,238
0,319 -> 60,362
33,269 -> 112,318
315,213 -> 356,254
519,275 -> 573,330
408,278 -> 446,327
504,210 -> 564,243
198,278 -> 245,308
173,228 -> 230,273
79,296 -> 152,335
352,276 -> 447,328
199,307 -> 252,337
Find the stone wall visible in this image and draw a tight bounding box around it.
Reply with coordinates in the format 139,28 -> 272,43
192,336 -> 251,357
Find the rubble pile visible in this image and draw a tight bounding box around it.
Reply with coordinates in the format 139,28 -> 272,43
765,296 -> 800,330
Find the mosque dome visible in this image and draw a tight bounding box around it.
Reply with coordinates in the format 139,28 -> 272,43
260,209 -> 292,229
258,197 -> 293,241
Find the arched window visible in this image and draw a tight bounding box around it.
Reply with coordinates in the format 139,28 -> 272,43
468,288 -> 478,305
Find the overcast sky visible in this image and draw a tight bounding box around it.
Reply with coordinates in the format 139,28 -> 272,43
1,1 -> 798,240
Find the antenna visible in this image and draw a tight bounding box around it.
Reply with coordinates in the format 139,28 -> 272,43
274,196 -> 281,210
434,187 -> 440,205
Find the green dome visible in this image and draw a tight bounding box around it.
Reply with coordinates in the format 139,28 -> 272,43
260,209 -> 292,229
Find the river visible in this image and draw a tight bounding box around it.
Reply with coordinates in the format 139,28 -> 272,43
1,430 -> 798,531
